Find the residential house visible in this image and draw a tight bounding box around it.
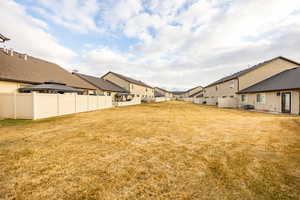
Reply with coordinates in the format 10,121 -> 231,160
73,72 -> 129,101
0,48 -> 97,94
154,87 -> 174,98
238,67 -> 300,114
203,56 -> 300,106
101,71 -> 154,101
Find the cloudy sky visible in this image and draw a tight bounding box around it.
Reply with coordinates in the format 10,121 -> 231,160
1,0 -> 300,90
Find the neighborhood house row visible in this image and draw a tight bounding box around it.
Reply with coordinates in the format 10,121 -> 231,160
0,33 -> 299,117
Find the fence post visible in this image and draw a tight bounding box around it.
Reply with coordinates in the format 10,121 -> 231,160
13,93 -> 17,119
87,95 -> 89,111
57,94 -> 60,116
32,92 -> 37,120
74,93 -> 77,113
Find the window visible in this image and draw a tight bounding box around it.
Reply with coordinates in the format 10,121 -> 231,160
256,93 -> 266,104
229,80 -> 234,89
146,88 -> 148,92
106,92 -> 111,96
131,85 -> 134,90
241,95 -> 246,102
222,96 -> 227,98
216,86 -> 218,91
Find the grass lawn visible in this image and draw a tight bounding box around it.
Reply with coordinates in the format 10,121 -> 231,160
0,101 -> 300,200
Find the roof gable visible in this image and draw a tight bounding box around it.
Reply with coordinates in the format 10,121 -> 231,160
205,56 -> 300,88
155,87 -> 171,93
102,71 -> 153,89
73,72 -> 128,93
238,67 -> 300,93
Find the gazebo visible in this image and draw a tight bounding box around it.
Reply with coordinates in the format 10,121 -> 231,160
19,81 -> 83,94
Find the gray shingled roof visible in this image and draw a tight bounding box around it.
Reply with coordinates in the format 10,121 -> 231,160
189,90 -> 203,97
19,81 -> 82,93
205,56 -> 300,88
74,72 -> 128,93
186,85 -> 202,92
238,67 -> 300,93
172,91 -> 185,95
154,90 -> 164,97
155,87 -> 171,93
0,49 -> 96,90
102,71 -> 153,88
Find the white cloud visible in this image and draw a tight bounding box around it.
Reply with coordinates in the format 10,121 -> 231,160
2,0 -> 300,90
34,0 -> 102,33
0,0 -> 76,70
103,0 -> 143,30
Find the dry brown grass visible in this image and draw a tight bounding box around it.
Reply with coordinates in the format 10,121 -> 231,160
0,101 -> 300,200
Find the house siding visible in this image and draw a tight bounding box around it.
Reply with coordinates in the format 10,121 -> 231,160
0,81 -> 29,93
102,72 -> 154,100
204,79 -> 238,105
238,91 -> 300,114
130,83 -> 154,99
238,58 -> 298,90
102,73 -> 130,91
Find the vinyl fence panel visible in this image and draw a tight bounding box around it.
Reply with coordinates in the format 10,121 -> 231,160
0,93 -> 114,120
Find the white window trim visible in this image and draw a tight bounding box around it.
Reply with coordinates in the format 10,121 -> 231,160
241,95 -> 247,103
256,93 -> 266,104
229,80 -> 235,89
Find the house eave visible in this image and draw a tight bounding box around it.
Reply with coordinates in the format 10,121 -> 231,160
237,88 -> 300,94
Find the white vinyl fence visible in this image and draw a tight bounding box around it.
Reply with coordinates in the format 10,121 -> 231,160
182,97 -> 194,102
115,97 -> 141,107
193,97 -> 204,104
0,93 -> 113,120
155,97 -> 170,102
218,97 -> 238,108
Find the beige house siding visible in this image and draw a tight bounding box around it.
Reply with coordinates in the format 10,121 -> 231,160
0,81 -> 29,93
239,58 -> 299,90
238,91 -> 300,114
204,79 -> 238,105
102,73 -> 130,91
0,80 -> 95,96
102,73 -> 154,99
130,83 -> 154,98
